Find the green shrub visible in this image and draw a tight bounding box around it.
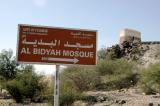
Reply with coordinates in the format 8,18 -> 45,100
6,79 -> 22,103
61,66 -> 100,91
139,64 -> 160,94
97,59 -> 137,75
96,59 -> 138,90
60,83 -> 82,106
6,66 -> 48,103
59,66 -> 98,105
97,48 -> 109,60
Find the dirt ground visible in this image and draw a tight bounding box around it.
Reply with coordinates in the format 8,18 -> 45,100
1,88 -> 160,106
0,99 -> 50,106
73,88 -> 160,106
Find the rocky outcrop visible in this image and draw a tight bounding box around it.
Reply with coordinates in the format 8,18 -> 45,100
105,40 -> 160,67
105,41 -> 146,61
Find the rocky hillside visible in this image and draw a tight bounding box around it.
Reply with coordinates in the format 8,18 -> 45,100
72,42 -> 160,106
140,44 -> 160,67
102,41 -> 160,66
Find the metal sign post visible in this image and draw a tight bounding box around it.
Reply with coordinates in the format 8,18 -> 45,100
54,65 -> 60,106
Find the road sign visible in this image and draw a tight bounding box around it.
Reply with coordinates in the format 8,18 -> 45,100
17,24 -> 97,65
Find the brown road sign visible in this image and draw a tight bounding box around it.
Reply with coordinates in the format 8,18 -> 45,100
17,24 -> 97,65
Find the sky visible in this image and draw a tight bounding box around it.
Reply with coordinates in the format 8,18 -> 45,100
0,0 -> 160,74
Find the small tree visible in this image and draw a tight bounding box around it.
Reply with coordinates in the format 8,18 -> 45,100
60,83 -> 82,106
96,59 -> 138,90
0,49 -> 18,80
61,66 -> 100,91
6,65 -> 48,103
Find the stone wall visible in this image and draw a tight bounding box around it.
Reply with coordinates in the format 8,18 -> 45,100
142,41 -> 160,45
120,28 -> 141,44
120,36 -> 141,44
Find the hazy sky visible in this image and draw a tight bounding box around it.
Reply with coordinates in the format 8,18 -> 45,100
0,0 -> 160,74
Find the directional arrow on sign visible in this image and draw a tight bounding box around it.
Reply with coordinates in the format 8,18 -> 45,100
41,57 -> 79,64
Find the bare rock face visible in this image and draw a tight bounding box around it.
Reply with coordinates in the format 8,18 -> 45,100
140,44 -> 160,67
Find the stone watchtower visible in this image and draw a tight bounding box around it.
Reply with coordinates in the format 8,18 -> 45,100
120,28 -> 141,45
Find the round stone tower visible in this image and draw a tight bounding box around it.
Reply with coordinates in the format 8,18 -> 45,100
120,28 -> 141,44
